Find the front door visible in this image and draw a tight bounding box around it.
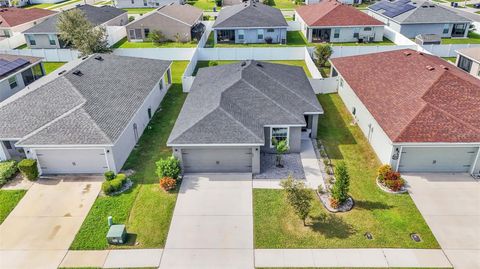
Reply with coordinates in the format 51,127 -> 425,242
452,23 -> 467,37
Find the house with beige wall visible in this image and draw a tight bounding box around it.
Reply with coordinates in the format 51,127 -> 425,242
126,4 -> 204,42
0,8 -> 56,41
455,47 -> 480,79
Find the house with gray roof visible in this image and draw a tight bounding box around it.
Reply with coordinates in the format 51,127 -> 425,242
22,5 -> 127,49
212,1 -> 288,44
0,54 -> 172,174
114,0 -> 184,9
368,0 -> 471,38
167,61 -> 323,174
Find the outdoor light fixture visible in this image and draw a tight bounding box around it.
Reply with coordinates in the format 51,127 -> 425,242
392,148 -> 400,160
410,233 -> 422,242
364,232 -> 373,240
106,150 -> 110,153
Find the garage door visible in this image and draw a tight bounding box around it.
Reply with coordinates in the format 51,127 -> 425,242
182,148 -> 252,173
36,148 -> 109,174
398,147 -> 479,173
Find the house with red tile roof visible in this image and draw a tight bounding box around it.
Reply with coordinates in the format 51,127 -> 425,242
0,8 -> 56,40
330,49 -> 480,174
295,0 -> 384,43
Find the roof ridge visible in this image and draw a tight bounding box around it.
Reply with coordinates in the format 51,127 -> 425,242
313,2 -> 340,25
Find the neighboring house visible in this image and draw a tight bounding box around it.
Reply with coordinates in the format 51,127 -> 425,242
22,5 -> 127,49
0,0 -> 64,8
212,1 -> 288,44
126,4 -> 204,42
295,0 -> 384,43
0,54 -> 44,102
114,0 -> 184,8
167,61 -> 323,174
368,0 -> 471,39
305,0 -> 362,5
0,8 -> 56,40
330,49 -> 480,174
456,47 -> 480,79
222,0 -> 263,6
0,54 -> 172,174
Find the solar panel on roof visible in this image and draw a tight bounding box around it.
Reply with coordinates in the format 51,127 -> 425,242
0,58 -> 30,77
0,59 -> 9,66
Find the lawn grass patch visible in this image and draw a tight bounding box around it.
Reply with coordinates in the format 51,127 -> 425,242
253,94 -> 439,249
205,31 -> 312,47
267,0 -> 302,10
43,62 -> 66,75
14,44 -> 28,50
70,61 -> 188,250
122,7 -> 156,14
111,37 -> 198,48
187,0 -> 218,11
442,57 -> 457,63
442,31 -> 480,44
193,60 -> 312,77
0,190 -> 26,224
331,37 -> 395,46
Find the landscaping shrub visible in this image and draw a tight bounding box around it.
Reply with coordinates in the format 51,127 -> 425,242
104,170 -> 115,181
102,173 -> 127,195
329,197 -> 339,209
102,181 -> 114,194
0,161 -> 17,187
377,164 -> 405,191
331,162 -> 350,204
203,15 -> 210,21
159,177 -> 176,191
17,159 -> 38,181
128,16 -> 135,22
280,176 -> 314,226
377,164 -> 392,181
314,44 -> 333,68
156,156 -> 181,179
148,30 -> 165,44
384,178 -> 405,192
264,36 -> 273,44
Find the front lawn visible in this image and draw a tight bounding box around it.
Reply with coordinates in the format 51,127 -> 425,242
205,31 -> 312,47
111,37 -> 198,48
442,57 -> 457,63
193,60 -> 312,77
122,8 -> 156,14
266,0 -> 302,10
441,31 -> 480,44
0,190 -> 26,224
253,94 -> 439,249
43,62 -> 66,75
70,61 -> 189,250
187,0 -> 218,11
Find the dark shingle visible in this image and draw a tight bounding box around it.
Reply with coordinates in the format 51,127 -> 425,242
213,1 -> 288,28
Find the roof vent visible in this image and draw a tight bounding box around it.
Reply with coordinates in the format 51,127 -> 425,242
426,65 -> 435,71
94,56 -> 104,61
81,56 -> 89,60
403,51 -> 411,56
58,70 -> 66,76
241,61 -> 246,67
440,65 -> 449,70
417,51 -> 423,55
73,70 -> 83,76
256,63 -> 263,67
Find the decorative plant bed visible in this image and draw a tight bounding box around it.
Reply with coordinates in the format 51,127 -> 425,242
317,191 -> 354,212
376,164 -> 407,194
376,177 -> 407,194
108,178 -> 133,196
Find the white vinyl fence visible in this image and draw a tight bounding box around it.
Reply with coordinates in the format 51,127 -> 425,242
287,21 -> 302,31
0,34 -> 26,50
420,44 -> 480,57
113,48 -> 196,60
106,26 -> 127,47
197,47 -> 307,60
0,49 -> 79,62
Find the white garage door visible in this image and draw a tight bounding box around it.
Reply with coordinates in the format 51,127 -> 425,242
399,147 -> 479,173
36,148 -> 109,174
182,147 -> 252,173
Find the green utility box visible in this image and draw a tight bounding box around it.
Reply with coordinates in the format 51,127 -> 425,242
106,224 -> 127,244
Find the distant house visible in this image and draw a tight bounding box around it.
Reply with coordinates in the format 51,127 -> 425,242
0,54 -> 44,102
0,0 -> 64,7
114,0 -> 184,8
168,61 -> 323,174
0,54 -> 172,174
0,8 -> 56,40
212,1 -> 288,44
22,5 -> 127,49
295,0 -> 384,43
330,49 -> 480,174
222,0 -> 264,6
305,0 -> 362,5
456,47 -> 480,78
126,4 -> 204,42
368,0 -> 471,39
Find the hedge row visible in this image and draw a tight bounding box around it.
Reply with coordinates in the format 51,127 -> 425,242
102,173 -> 127,195
0,161 -> 18,187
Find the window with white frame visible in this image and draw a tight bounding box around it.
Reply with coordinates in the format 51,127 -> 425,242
8,76 -> 17,89
363,27 -> 372,31
238,29 -> 245,40
443,24 -> 450,34
143,0 -> 147,6
353,28 -> 360,38
48,34 -> 56,45
333,28 -> 340,38
270,127 -> 288,147
257,29 -> 264,40
27,35 -> 36,46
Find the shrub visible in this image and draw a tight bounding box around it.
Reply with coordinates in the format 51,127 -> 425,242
377,164 -> 405,191
264,36 -> 273,44
18,159 -> 38,181
317,184 -> 324,194
0,160 -> 17,187
128,16 -> 135,22
314,44 -> 333,68
102,181 -> 114,194
377,164 -> 392,182
102,173 -> 127,195
156,156 -> 181,179
104,170 -> 115,181
148,30 -> 165,44
331,162 -> 350,204
384,178 -> 405,192
159,176 -> 176,191
203,15 -> 210,20
280,176 -> 314,226
329,197 -> 339,209
209,61 -> 218,66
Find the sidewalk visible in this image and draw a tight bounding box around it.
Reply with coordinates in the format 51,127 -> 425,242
59,249 -> 162,268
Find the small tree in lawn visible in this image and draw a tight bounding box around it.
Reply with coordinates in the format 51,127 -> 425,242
330,162 -> 350,207
273,138 -> 289,168
314,44 -> 333,69
148,30 -> 165,44
281,176 -> 314,226
57,9 -> 111,57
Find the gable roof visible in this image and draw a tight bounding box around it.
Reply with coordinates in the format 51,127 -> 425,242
296,0 -> 383,27
0,8 -> 56,28
23,5 -> 126,34
0,54 -> 171,146
0,54 -> 42,80
157,4 -> 203,26
330,49 -> 480,143
369,0 -> 471,24
213,1 -> 287,28
168,61 -> 323,145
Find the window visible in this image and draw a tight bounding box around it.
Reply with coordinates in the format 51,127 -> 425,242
133,123 -> 138,141
3,141 -> 12,150
148,108 -> 152,119
443,24 -> 450,34
353,28 -> 360,38
130,29 -> 142,39
340,78 -> 344,88
27,35 -> 36,46
238,29 -> 245,40
8,76 -> 17,89
48,34 -> 56,46
131,0 -> 134,3
143,0 -> 147,6
257,29 -> 264,40
159,78 -> 163,90
452,23 -> 466,37
2,30 -> 10,38
267,28 -> 274,33
457,55 -> 472,72
363,27 -> 372,31
270,127 -> 288,147
144,28 -> 150,38
333,28 -> 340,38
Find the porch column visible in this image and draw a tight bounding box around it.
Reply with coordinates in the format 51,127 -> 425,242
0,141 -> 10,161
308,28 -> 313,43
252,147 -> 260,174
311,115 -> 318,139
167,68 -> 172,85
214,30 -> 217,44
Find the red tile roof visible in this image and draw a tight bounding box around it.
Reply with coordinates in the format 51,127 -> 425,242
0,8 -> 56,28
331,49 -> 480,143
295,0 -> 383,27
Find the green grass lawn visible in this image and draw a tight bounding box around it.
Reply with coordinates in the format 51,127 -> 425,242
266,0 -> 302,10
205,31 -> 312,48
122,8 -> 156,14
442,31 -> 480,44
187,0 -> 218,11
442,57 -> 457,63
111,37 -> 198,48
0,190 -> 26,225
253,94 -> 439,249
193,60 -> 312,77
43,62 -> 66,75
319,61 -> 331,78
70,61 -> 189,250
50,0 -> 82,9
14,44 -> 28,50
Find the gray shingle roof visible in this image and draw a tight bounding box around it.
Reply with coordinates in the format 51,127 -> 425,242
167,61 -> 323,145
369,0 -> 471,24
0,54 -> 171,146
213,1 -> 288,28
23,5 -> 126,34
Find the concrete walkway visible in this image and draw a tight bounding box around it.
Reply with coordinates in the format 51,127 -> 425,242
59,249 -> 163,268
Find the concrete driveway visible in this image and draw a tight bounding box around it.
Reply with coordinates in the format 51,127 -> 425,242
0,176 -> 102,269
404,173 -> 480,269
160,174 -> 254,269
